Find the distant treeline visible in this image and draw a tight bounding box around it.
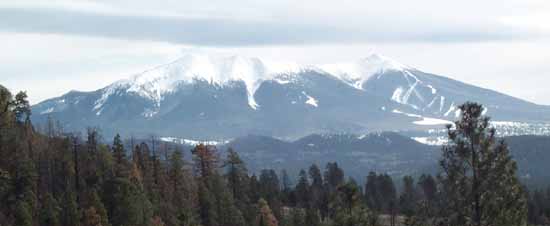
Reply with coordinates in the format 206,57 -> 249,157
0,85 -> 546,226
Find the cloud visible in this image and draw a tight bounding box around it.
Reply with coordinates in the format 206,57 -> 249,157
2,0 -> 550,105
0,4 -> 539,46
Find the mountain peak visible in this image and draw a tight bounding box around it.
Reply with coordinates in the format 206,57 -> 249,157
319,53 -> 409,89
112,53 -> 270,109
360,53 -> 408,72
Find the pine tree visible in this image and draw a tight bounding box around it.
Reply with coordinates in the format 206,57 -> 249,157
399,176 -> 417,217
61,191 -> 80,226
295,170 -> 309,208
259,169 -> 280,204
224,148 -> 249,203
324,162 -> 344,193
168,148 -> 199,226
439,102 -> 527,226
39,193 -> 61,226
112,134 -> 127,178
305,208 -> 320,226
104,178 -> 153,226
14,200 -> 33,226
193,144 -> 221,226
82,207 -> 103,226
87,189 -> 110,226
308,164 -> 324,211
192,144 -> 219,180
198,184 -> 218,226
256,198 -> 278,226
417,174 -> 436,202
12,91 -> 31,123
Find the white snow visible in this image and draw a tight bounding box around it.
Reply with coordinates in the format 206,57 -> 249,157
302,91 -> 319,107
94,84 -> 118,111
142,108 -> 159,118
444,102 -> 456,117
320,53 -> 409,90
124,54 -> 269,110
491,121 -> 526,127
392,109 -> 452,126
427,85 -> 437,94
160,137 -> 231,146
455,109 -> 461,118
103,53 -> 326,111
412,136 -> 448,146
391,87 -> 404,103
40,107 -> 54,115
91,52 -> 420,113
413,117 -> 453,126
481,107 -> 488,115
392,109 -> 422,118
439,96 -> 445,113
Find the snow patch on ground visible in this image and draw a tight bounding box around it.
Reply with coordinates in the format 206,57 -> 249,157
391,87 -> 404,103
413,117 -> 453,126
160,137 -> 232,146
427,85 -> 437,94
392,109 -> 422,118
444,102 -> 456,117
142,108 -> 159,118
302,91 -> 319,107
412,136 -> 448,146
40,107 -> 54,115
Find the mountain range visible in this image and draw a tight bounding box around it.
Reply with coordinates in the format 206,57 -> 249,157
31,53 -> 550,139
157,132 -> 549,185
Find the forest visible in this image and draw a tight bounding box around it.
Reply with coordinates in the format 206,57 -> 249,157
1,85 -> 550,226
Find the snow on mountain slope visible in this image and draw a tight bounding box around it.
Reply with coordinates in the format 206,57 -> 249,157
106,54 -> 270,110
320,54 -> 409,89
100,52 -> 411,112
31,52 -> 550,139
99,53 -> 323,110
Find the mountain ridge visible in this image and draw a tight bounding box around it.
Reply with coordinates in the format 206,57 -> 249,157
31,52 -> 550,139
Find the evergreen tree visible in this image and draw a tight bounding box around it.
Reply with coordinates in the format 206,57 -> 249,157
82,207 -> 103,226
168,148 -> 199,226
294,170 -> 309,208
61,191 -> 80,226
399,176 -> 417,217
249,174 -> 261,204
224,148 -> 249,203
305,208 -> 320,226
104,178 -> 153,226
87,189 -> 110,226
12,91 -> 31,123
417,174 -> 436,202
308,164 -> 324,210
439,102 -> 527,226
280,170 -> 292,204
364,172 -> 380,211
324,162 -> 344,193
259,169 -> 280,204
256,198 -> 278,226
14,200 -> 33,226
39,193 -> 61,226
111,134 -> 127,178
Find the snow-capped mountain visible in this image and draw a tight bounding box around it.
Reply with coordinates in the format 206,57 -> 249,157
31,53 -> 550,139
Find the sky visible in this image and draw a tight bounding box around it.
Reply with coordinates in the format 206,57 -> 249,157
1,0 -> 550,105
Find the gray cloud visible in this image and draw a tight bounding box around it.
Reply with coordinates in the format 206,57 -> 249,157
0,7 -> 533,46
